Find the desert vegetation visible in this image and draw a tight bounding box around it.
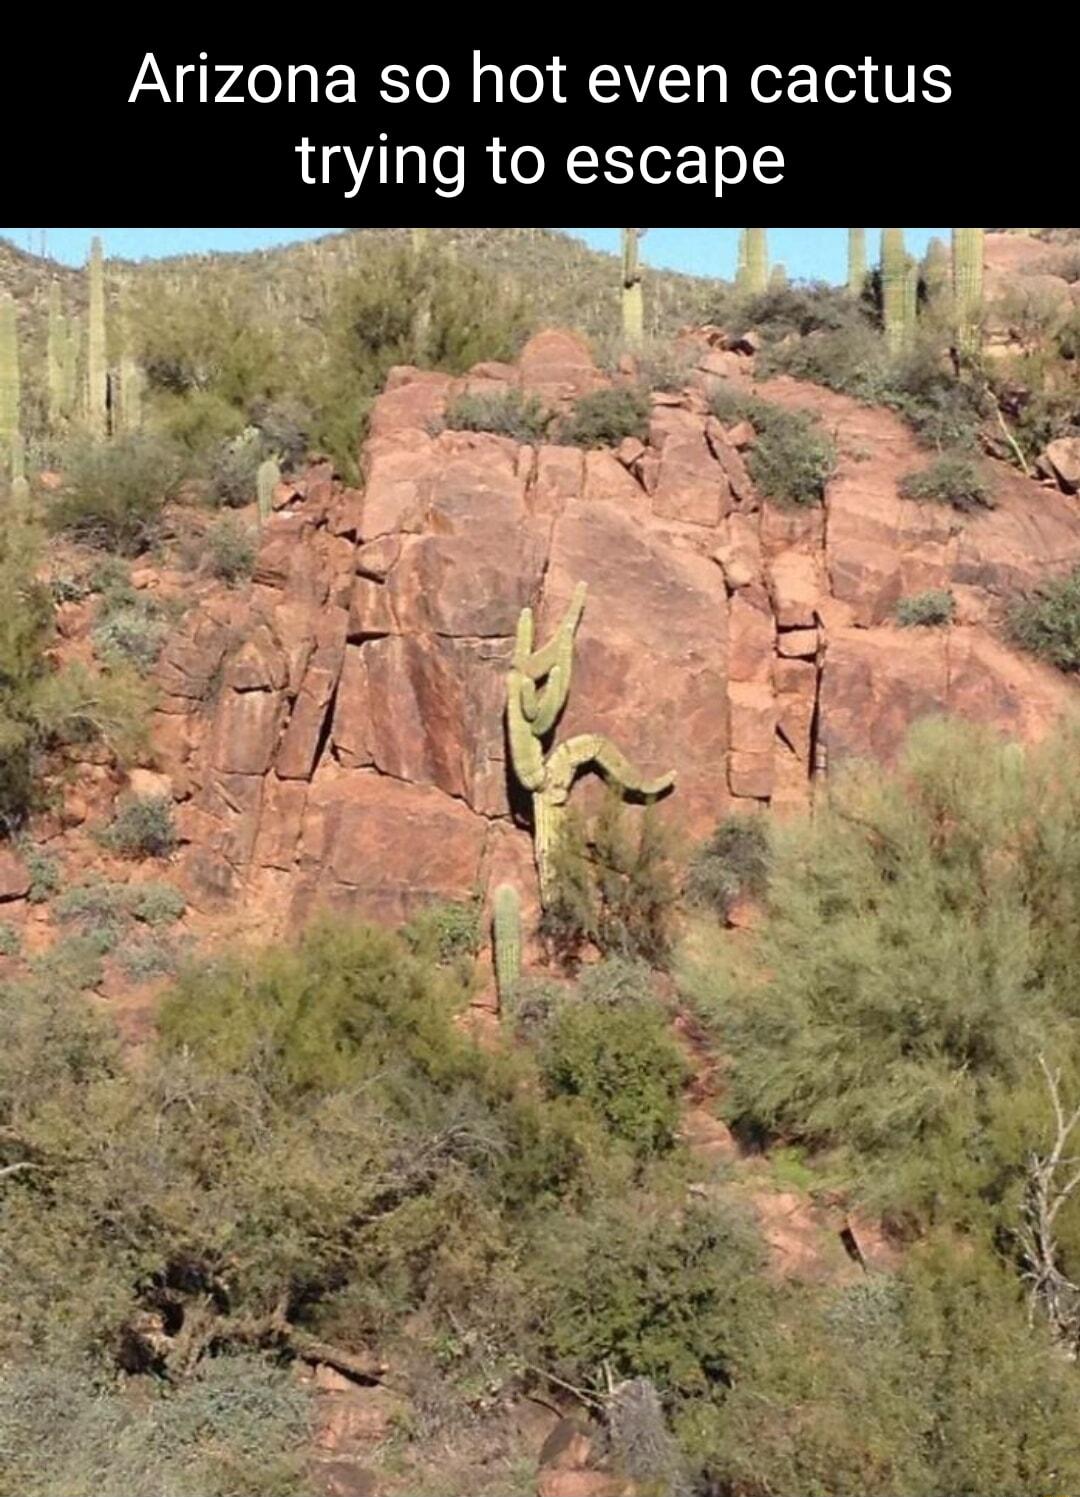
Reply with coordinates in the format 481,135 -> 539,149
2,225 -> 1080,1494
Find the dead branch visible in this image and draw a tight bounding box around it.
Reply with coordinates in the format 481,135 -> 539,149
1016,1054 -> 1080,1354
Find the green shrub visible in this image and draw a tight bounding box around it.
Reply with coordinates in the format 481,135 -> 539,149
47,436 -> 186,555
679,716 -> 1080,1225
541,799 -> 677,969
202,429 -> 263,508
157,918 -> 483,1096
115,935 -> 182,981
29,933 -> 108,991
538,995 -> 687,1157
21,845 -> 60,905
895,588 -> 956,627
899,452 -> 994,513
91,601 -> 170,673
99,796 -> 177,860
685,813 -> 770,920
440,388 -> 551,442
577,954 -> 657,1008
201,516 -> 256,584
710,389 -> 834,507
559,387 -> 650,448
30,662 -> 152,767
1007,566 -> 1080,672
0,923 -> 21,958
529,1190 -> 765,1397
129,881 -> 186,926
402,896 -> 482,970
53,880 -> 133,949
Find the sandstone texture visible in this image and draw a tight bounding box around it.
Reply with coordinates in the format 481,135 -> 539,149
145,324 -> 1080,933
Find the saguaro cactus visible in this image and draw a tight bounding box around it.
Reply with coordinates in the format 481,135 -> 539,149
735,230 -> 748,289
9,433 -> 29,512
744,229 -> 769,294
257,456 -> 281,523
769,263 -> 788,290
881,228 -> 910,356
952,227 -> 985,356
922,237 -> 950,308
86,236 -> 108,438
0,294 -> 20,451
506,581 -> 676,905
621,229 -> 645,349
46,281 -> 66,429
492,883 -> 522,1011
847,229 -> 867,297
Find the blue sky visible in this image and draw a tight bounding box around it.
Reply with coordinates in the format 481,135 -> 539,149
0,227 -> 952,284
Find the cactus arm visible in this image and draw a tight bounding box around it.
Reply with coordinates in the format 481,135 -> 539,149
515,582 -> 587,680
547,734 -> 676,802
506,670 -> 546,791
525,663 -> 566,735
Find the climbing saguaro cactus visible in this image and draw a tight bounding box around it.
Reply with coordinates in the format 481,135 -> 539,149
507,582 -> 676,906
881,229 -> 910,356
621,229 -> 645,349
86,236 -> 108,438
952,227 -> 984,357
492,883 -> 522,1011
0,294 -> 20,451
257,456 -> 280,523
744,229 -> 768,295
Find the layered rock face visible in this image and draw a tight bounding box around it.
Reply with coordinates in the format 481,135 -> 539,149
153,329 -> 1080,933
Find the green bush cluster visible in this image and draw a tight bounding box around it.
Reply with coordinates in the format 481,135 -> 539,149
440,388 -> 551,443
895,589 -> 956,627
99,795 -> 177,859
685,813 -> 770,920
1008,565 -> 1080,672
46,435 -> 186,554
541,797 -> 677,969
0,520 -> 150,832
898,452 -> 995,513
710,387 -> 835,507
558,386 -> 650,448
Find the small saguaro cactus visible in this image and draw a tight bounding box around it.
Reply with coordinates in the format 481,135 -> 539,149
46,281 -> 66,429
257,455 -> 281,523
769,263 -> 788,290
86,235 -> 108,439
621,228 -> 645,349
492,883 -> 522,1010
506,581 -> 676,906
744,229 -> 769,295
0,293 -> 20,451
952,227 -> 985,356
847,228 -> 867,297
735,229 -> 748,289
9,432 -> 29,512
881,228 -> 911,356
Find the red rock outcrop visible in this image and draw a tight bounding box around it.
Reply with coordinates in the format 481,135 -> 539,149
151,327 -> 1080,937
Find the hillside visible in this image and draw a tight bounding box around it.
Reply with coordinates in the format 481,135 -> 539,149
4,230 -> 1080,1496
0,226 -> 722,341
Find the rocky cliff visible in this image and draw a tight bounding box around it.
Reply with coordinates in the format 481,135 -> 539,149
151,328 -> 1080,939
